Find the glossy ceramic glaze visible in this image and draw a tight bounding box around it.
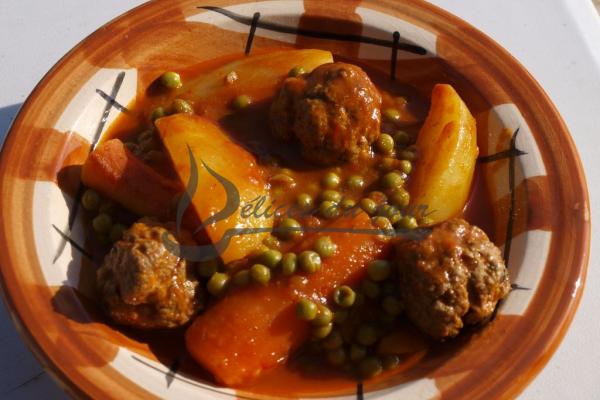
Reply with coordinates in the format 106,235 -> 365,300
0,0 -> 590,399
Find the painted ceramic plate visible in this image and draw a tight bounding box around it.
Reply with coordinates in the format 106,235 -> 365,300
0,0 -> 590,399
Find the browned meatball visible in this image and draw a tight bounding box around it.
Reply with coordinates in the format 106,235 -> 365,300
396,219 -> 510,339
97,219 -> 203,329
270,62 -> 382,165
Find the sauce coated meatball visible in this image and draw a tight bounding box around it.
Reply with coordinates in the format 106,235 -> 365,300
270,62 -> 382,165
396,219 -> 510,339
97,219 -> 203,329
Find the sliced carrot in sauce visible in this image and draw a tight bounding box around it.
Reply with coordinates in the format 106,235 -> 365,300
185,212 -> 389,387
81,139 -> 181,220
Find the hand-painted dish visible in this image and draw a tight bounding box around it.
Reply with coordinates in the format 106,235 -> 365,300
0,1 -> 590,399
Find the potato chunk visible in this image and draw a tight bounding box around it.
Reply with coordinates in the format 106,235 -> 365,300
155,114 -> 272,263
177,49 -> 334,118
408,84 -> 478,225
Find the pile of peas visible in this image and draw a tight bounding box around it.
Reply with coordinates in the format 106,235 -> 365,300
267,142 -> 428,240
81,188 -> 127,245
294,258 -> 404,379
200,234 -> 337,298
152,71 -> 253,126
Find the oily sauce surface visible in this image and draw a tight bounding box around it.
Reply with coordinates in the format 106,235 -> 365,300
92,51 -> 497,396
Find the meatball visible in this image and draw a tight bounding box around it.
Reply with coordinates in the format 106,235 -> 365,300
270,62 -> 382,165
396,219 -> 510,339
97,219 -> 203,329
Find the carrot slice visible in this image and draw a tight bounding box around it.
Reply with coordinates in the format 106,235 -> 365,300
81,139 -> 181,220
185,212 -> 389,386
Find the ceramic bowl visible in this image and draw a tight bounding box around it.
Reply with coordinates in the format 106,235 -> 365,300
0,0 -> 590,399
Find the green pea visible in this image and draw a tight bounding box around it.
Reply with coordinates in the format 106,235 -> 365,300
159,71 -> 183,89
98,200 -> 116,215
399,160 -> 413,174
354,292 -> 366,307
297,193 -> 313,209
389,188 -> 410,208
340,198 -> 356,210
381,354 -> 400,370
381,281 -> 397,296
346,175 -> 365,191
322,172 -> 341,189
288,66 -> 306,77
398,215 -> 418,230
172,98 -> 193,114
312,322 -> 333,339
368,191 -> 388,204
360,198 -> 378,215
232,94 -> 252,110
250,263 -> 271,285
82,189 -> 100,211
109,224 -> 126,242
263,235 -> 280,249
280,253 -> 297,276
322,330 -> 344,350
232,269 -> 251,286
314,236 -> 336,258
350,344 -> 367,362
197,260 -> 219,278
399,149 -> 417,161
298,251 -> 322,274
419,216 -> 435,227
92,213 -> 112,234
382,296 -> 403,316
151,107 -> 167,123
312,305 -> 333,326
207,272 -> 229,297
137,128 -> 153,143
318,200 -> 340,219
296,298 -> 318,321
320,190 -> 342,203
144,150 -> 165,164
383,108 -> 401,121
380,157 -> 396,172
394,130 -> 411,145
356,324 -> 378,346
368,260 -> 392,282
333,309 -> 349,324
378,204 -> 401,224
258,249 -> 282,269
376,133 -> 395,153
372,216 -> 393,232
277,218 -> 302,240
326,348 -> 346,366
361,279 -> 381,299
358,356 -> 383,378
333,285 -> 356,308
381,171 -> 405,190
124,141 -> 141,156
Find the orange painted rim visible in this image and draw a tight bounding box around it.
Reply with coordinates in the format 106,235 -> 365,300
0,1 -> 590,399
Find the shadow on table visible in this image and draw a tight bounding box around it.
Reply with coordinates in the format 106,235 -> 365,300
0,103 -> 23,150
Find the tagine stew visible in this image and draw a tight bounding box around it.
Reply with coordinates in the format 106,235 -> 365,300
79,49 -> 510,395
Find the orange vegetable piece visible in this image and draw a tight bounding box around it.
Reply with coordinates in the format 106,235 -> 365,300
81,139 -> 181,220
155,114 -> 272,264
185,212 -> 388,387
409,84 -> 478,225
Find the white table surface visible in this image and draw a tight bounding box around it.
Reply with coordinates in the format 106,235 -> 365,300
0,1 -> 599,399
